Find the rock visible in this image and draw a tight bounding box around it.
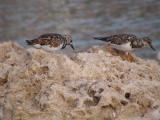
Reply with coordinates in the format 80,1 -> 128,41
0,42 -> 160,120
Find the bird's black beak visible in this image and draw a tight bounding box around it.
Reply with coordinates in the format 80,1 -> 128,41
70,44 -> 75,50
149,44 -> 156,51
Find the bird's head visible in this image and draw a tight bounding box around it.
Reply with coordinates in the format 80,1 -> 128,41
142,37 -> 156,51
64,34 -> 75,50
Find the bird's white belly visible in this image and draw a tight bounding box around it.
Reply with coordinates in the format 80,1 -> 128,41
33,44 -> 41,49
157,52 -> 160,61
111,42 -> 132,51
33,44 -> 63,52
41,44 -> 63,52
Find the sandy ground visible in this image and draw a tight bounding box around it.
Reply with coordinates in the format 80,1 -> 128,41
0,42 -> 160,120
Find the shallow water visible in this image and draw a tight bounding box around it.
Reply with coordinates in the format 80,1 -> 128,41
0,0 -> 160,58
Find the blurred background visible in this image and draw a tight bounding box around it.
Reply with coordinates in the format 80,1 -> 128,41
0,0 -> 160,59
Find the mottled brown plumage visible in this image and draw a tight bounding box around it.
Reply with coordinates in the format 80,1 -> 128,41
26,33 -> 75,51
94,34 -> 156,51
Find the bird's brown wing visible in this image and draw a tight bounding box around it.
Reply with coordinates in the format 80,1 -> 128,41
35,33 -> 64,47
26,33 -> 64,47
38,33 -> 62,39
28,38 -> 49,45
110,34 -> 137,45
37,37 -> 64,47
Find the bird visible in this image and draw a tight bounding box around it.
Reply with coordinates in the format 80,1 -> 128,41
26,33 -> 75,52
94,34 -> 156,52
157,51 -> 160,61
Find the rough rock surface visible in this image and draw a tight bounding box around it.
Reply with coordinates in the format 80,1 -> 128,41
0,42 -> 160,120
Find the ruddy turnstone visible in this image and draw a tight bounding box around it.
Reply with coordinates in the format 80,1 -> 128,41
157,52 -> 160,61
94,34 -> 156,51
26,33 -> 75,51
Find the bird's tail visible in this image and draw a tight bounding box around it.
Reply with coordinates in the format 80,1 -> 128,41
93,37 -> 110,42
26,40 -> 33,45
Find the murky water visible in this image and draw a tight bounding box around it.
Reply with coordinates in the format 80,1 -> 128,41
0,0 -> 160,58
